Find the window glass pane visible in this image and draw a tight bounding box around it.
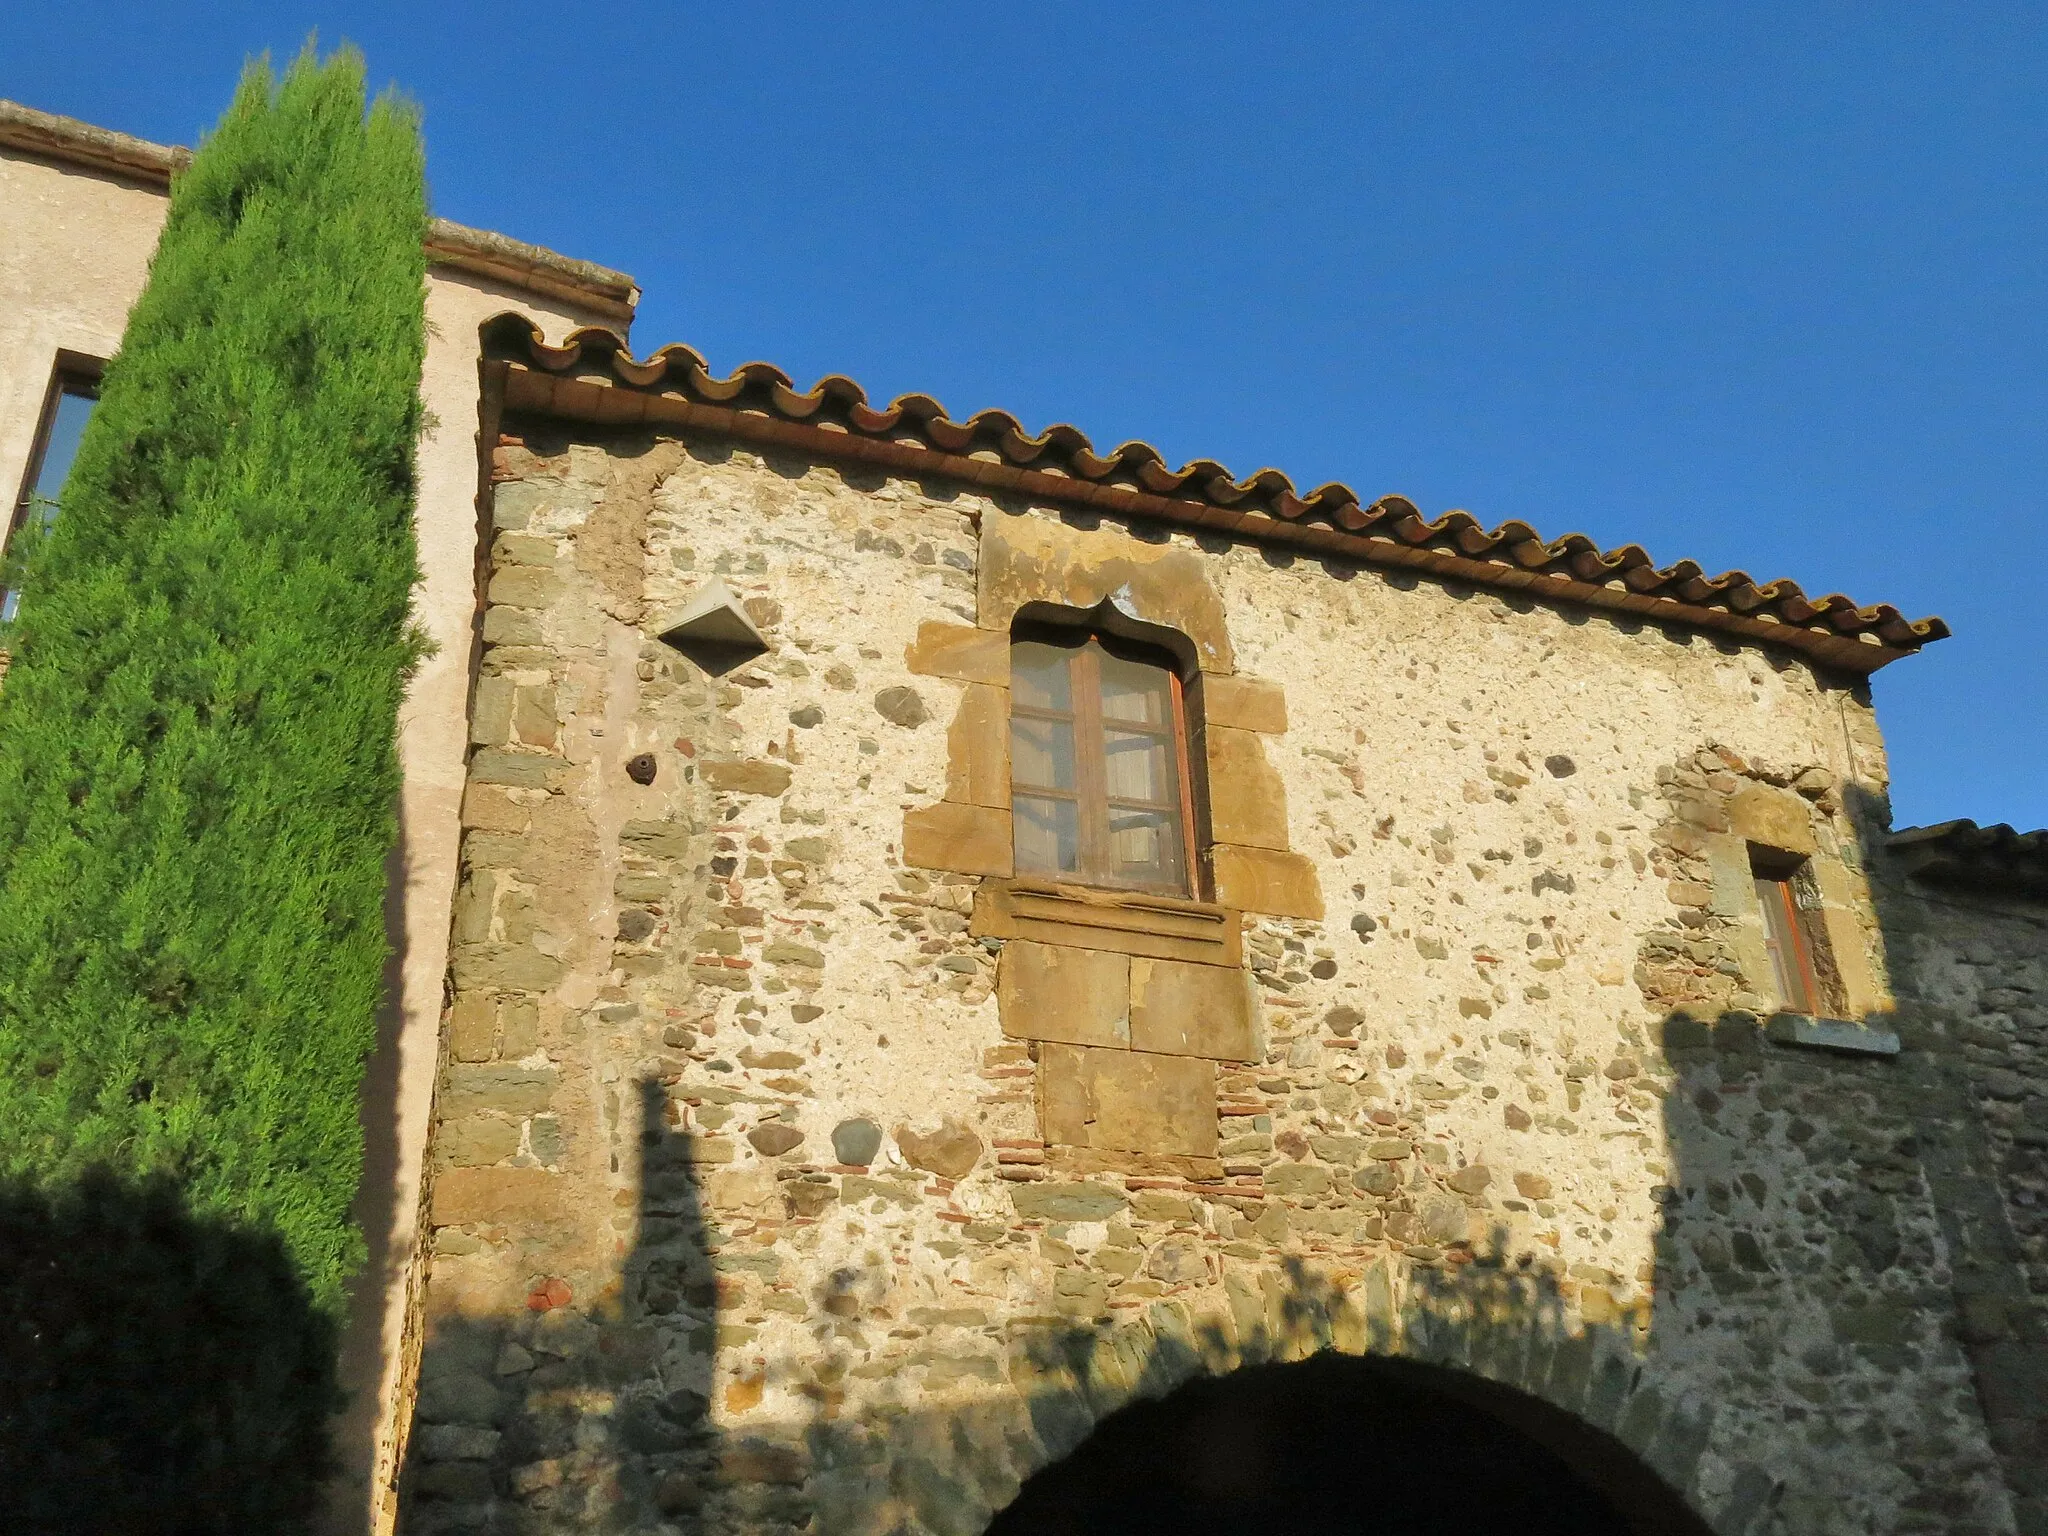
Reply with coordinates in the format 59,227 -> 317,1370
1015,794 -> 1081,876
1107,807 -> 1180,886
1011,641 -> 1074,712
30,389 -> 97,512
4,384 -> 97,625
1103,727 -> 1173,805
1012,716 -> 1077,793
1753,874 -> 1809,1011
1097,648 -> 1172,725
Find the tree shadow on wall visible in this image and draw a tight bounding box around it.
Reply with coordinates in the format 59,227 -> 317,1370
404,1082 -> 1711,1536
399,777 -> 2044,1536
0,1172 -> 339,1536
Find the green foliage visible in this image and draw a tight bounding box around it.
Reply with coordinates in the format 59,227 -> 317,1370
0,46 -> 428,1314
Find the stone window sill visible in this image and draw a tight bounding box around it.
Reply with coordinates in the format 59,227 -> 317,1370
1764,1012 -> 1901,1057
971,877 -> 1240,967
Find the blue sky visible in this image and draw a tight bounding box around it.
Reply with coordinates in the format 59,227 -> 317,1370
5,4 -> 2042,831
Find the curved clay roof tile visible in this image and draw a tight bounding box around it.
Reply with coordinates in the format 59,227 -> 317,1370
478,312 -> 1950,669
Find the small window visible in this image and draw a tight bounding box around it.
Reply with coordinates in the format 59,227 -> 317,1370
1010,628 -> 1196,895
3,361 -> 102,623
1752,853 -> 1822,1014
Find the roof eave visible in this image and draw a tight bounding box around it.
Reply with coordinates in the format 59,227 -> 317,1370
484,343 -> 1934,678
0,99 -> 638,323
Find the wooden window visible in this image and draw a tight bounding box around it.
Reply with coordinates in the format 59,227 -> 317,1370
1752,855 -> 1821,1015
3,358 -> 102,624
1010,628 -> 1196,896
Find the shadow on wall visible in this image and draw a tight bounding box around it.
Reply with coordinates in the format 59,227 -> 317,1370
398,785 -> 2041,1535
0,1172 -> 339,1536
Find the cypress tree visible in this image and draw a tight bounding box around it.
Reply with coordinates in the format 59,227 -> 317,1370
0,45 -> 428,1321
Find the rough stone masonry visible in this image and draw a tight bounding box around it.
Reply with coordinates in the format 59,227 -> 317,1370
397,362 -> 2042,1536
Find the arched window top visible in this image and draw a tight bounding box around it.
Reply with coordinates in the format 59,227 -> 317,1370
1010,624 -> 1196,896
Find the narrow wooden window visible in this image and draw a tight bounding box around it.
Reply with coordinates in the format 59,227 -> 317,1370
3,359 -> 102,623
1010,628 -> 1195,896
1752,857 -> 1820,1015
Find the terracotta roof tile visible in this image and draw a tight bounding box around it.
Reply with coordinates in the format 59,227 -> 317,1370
1889,820 -> 2048,900
482,313 -> 1948,674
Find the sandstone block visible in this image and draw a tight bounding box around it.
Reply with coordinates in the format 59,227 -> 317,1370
977,515 -> 1234,673
460,784 -> 529,835
488,566 -> 560,609
441,1064 -> 560,1118
439,1115 -> 520,1167
1144,1235 -> 1208,1284
1266,1163 -> 1331,1197
470,676 -> 515,747
499,997 -> 539,1056
1813,859 -> 1886,1017
905,620 -> 1009,685
468,749 -> 553,789
999,941 -> 1129,1047
512,687 -> 558,749
1729,785 -> 1815,856
1447,1164 -> 1491,1195
448,942 -> 563,993
747,1124 -> 805,1157
1039,1043 -> 1217,1158
944,683 -> 1010,808
1129,956 -> 1258,1061
620,818 -> 695,858
481,607 -> 540,646
1201,673 -> 1288,734
702,759 -> 793,796
432,1166 -> 566,1227
1204,728 -> 1292,851
1209,844 -> 1324,920
894,1118 -> 984,1178
1009,1181 -> 1129,1221
448,992 -> 495,1063
903,801 -> 1013,877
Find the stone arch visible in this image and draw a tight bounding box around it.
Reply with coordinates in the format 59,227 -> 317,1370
988,1351 -> 1715,1535
875,1259 -> 1727,1536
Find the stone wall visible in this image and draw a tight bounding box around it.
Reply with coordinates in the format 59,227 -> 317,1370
402,414 -> 2017,1536
1882,870 -> 2048,1534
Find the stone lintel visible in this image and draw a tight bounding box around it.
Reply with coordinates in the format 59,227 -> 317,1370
1729,784 -> 1817,857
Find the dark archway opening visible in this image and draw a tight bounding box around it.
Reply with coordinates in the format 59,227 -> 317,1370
988,1353 -> 1713,1536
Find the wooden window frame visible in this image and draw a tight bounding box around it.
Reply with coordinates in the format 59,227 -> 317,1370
1751,849 -> 1828,1016
4,353 -> 104,618
1010,624 -> 1200,898
8,351 -> 103,539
